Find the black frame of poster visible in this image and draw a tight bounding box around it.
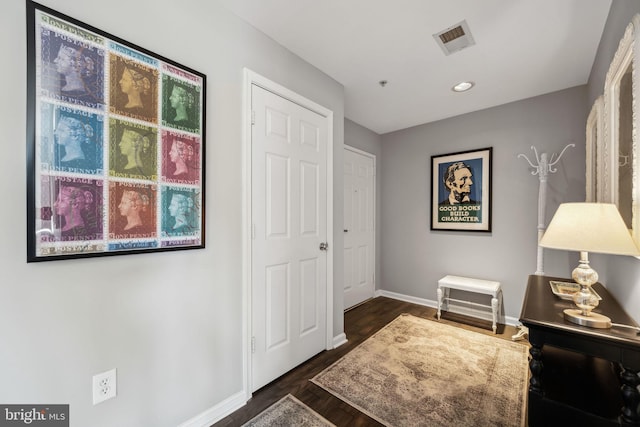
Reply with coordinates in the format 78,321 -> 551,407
26,1 -> 206,261
430,147 -> 492,232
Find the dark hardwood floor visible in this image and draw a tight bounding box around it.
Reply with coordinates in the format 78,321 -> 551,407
213,296 -> 523,427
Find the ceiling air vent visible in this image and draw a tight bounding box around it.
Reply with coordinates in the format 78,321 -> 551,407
433,20 -> 475,56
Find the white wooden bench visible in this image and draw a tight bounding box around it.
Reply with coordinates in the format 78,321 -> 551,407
437,275 -> 502,333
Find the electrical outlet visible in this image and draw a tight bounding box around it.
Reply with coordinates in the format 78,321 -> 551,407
92,368 -> 117,405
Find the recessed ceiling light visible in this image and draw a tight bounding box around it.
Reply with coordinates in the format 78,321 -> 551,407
452,81 -> 475,92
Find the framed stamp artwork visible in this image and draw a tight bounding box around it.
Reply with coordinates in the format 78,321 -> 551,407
26,1 -> 206,261
431,147 -> 492,232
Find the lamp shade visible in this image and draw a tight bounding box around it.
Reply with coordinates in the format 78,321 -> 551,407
540,203 -> 640,256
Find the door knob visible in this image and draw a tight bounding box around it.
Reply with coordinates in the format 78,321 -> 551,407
319,242 -> 328,251
344,229 -> 349,232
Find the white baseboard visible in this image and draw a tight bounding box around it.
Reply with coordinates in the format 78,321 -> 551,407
177,390 -> 246,427
332,333 -> 348,349
375,289 -> 520,327
375,289 -> 438,309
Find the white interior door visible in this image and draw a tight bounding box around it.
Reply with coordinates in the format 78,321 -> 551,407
251,84 -> 329,391
343,147 -> 375,310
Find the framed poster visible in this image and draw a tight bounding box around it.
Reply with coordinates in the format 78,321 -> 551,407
431,147 -> 492,232
26,1 -> 206,262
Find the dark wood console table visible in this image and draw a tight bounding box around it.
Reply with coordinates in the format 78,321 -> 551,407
520,275 -> 640,426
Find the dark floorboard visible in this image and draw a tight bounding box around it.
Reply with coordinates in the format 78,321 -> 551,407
212,296 -> 523,427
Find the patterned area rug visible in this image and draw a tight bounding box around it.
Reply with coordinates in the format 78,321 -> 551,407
311,313 -> 529,427
241,394 -> 335,427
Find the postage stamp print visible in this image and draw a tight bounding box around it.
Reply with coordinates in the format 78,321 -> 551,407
39,175 -> 104,243
108,118 -> 158,181
28,3 -> 206,260
161,75 -> 201,134
161,130 -> 201,185
39,26 -> 105,109
109,53 -> 159,124
160,186 -> 200,237
40,102 -> 104,175
108,181 -> 157,239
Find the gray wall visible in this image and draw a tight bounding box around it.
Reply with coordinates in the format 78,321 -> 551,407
344,119 -> 383,291
0,1 -> 345,426
380,86 -> 588,321
587,0 -> 640,320
345,118 -> 383,160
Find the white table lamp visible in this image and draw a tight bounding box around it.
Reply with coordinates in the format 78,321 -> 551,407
539,203 -> 640,328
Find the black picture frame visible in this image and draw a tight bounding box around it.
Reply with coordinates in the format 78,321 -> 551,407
26,1 -> 206,261
431,147 -> 492,232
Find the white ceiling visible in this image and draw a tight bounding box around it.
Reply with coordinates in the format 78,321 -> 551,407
216,0 -> 612,134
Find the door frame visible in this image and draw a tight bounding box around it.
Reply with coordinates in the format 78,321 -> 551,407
242,68 -> 334,399
343,145 -> 377,309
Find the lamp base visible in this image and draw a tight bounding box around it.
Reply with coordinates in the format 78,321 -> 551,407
563,309 -> 612,329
